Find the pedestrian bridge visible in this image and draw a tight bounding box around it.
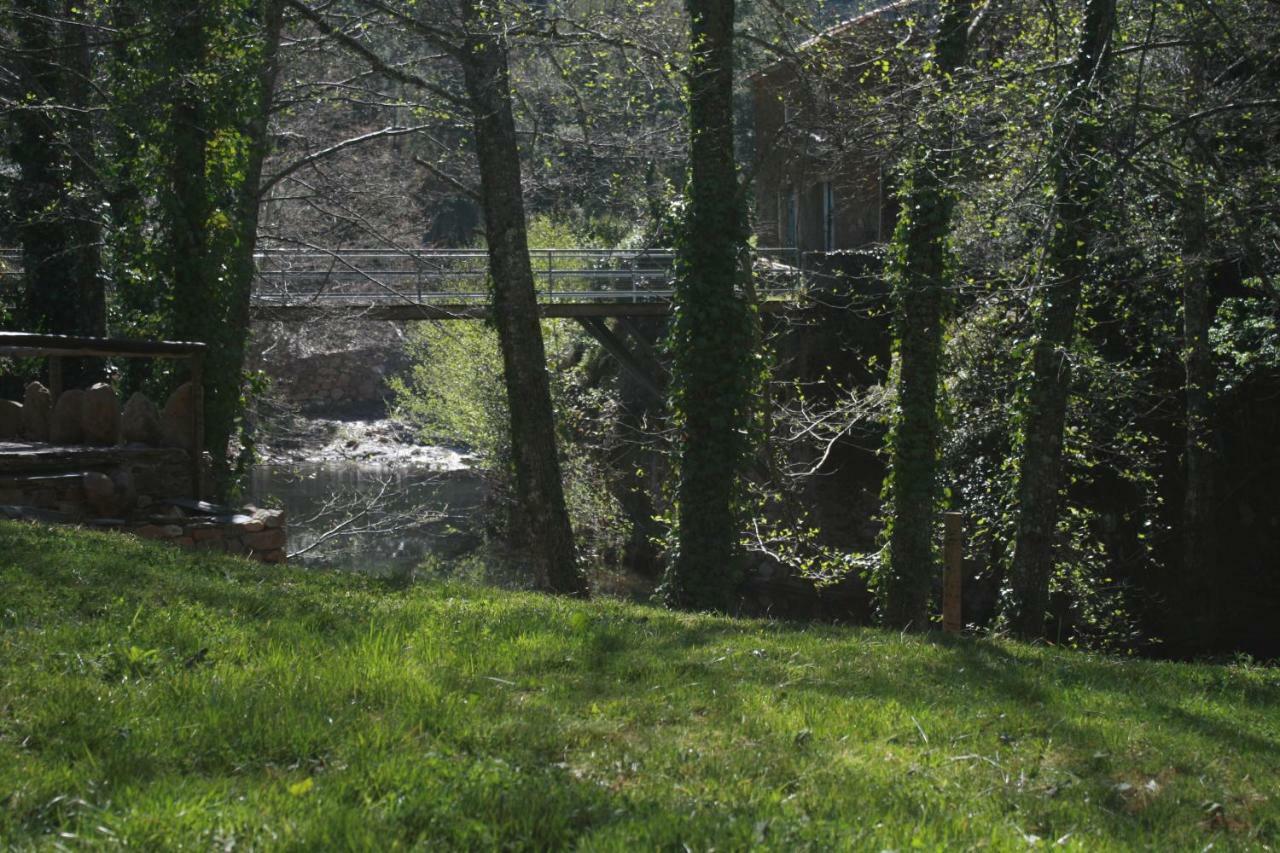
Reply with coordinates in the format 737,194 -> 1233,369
247,247 -> 805,320
0,246 -> 811,403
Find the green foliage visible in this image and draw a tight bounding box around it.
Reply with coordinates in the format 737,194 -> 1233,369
943,299 -> 1152,649
774,0 -> 1277,647
393,321 -> 508,460
3,521 -> 1280,848
393,319 -> 628,565
1212,297 -> 1280,393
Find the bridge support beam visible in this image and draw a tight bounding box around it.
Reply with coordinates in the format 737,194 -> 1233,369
575,317 -> 665,406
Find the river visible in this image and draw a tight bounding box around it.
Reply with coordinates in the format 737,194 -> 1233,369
247,460 -> 487,574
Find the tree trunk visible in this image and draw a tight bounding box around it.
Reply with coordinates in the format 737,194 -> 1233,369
611,320 -> 666,578
1006,0 -> 1117,639
665,0 -> 757,610
164,5 -> 213,346
60,0 -> 105,348
1179,182 -> 1215,625
9,0 -> 104,385
161,3 -> 220,492
105,0 -> 154,396
880,0 -> 974,632
222,0 -> 286,479
458,0 -> 585,596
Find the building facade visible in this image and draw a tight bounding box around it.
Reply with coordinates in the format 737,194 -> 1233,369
751,1 -> 926,260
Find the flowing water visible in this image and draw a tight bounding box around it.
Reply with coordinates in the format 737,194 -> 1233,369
247,460 -> 487,574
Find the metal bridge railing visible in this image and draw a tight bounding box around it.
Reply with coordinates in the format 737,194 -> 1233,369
249,247 -> 804,307
0,248 -> 21,280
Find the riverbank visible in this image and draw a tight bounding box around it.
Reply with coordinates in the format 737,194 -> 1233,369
3,520 -> 1277,848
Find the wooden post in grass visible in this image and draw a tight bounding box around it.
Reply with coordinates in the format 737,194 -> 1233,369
943,512 -> 964,634
189,352 -> 204,501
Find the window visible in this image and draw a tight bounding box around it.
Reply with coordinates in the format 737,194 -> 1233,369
782,186 -> 798,248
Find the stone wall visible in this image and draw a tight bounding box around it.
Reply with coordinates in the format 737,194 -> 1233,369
1,504 -> 289,564
0,447 -> 190,515
0,379 -> 287,564
248,320 -> 409,412
0,379 -> 198,517
0,379 -> 198,451
269,347 -> 405,411
129,506 -> 287,563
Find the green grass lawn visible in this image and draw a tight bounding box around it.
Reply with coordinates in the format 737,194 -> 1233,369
1,522 -> 1277,850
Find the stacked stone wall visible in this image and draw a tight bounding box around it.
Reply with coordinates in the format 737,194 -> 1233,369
129,507 -> 287,563
1,379 -> 287,564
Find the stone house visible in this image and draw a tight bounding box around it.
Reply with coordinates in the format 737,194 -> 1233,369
751,0 -> 930,260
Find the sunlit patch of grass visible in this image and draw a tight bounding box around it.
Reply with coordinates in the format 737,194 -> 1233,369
1,520 -> 1278,849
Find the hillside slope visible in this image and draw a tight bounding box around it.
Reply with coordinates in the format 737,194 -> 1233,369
1,522 -> 1276,849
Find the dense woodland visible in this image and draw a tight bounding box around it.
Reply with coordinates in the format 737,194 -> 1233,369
1,0 -> 1277,658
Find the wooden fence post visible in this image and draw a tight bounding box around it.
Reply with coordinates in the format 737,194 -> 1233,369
189,353 -> 204,501
943,512 -> 965,634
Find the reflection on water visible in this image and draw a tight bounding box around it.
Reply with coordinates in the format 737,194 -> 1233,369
248,461 -> 487,574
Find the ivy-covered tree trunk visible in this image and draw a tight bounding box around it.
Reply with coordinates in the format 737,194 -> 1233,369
161,0 -> 284,494
162,3 -> 215,363
879,0 -> 974,632
665,0 -> 757,610
1006,0 -> 1117,639
9,0 -> 104,384
458,0 -> 586,596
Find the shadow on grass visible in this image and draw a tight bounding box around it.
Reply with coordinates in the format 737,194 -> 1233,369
487,606 -> 1280,770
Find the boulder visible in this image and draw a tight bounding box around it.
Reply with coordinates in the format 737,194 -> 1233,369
133,524 -> 183,540
0,400 -> 22,440
161,382 -> 196,452
236,517 -> 266,533
50,389 -> 86,444
22,382 -> 51,442
121,392 -> 164,445
110,469 -> 137,514
251,507 -> 286,529
83,471 -> 118,517
81,383 -> 121,446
